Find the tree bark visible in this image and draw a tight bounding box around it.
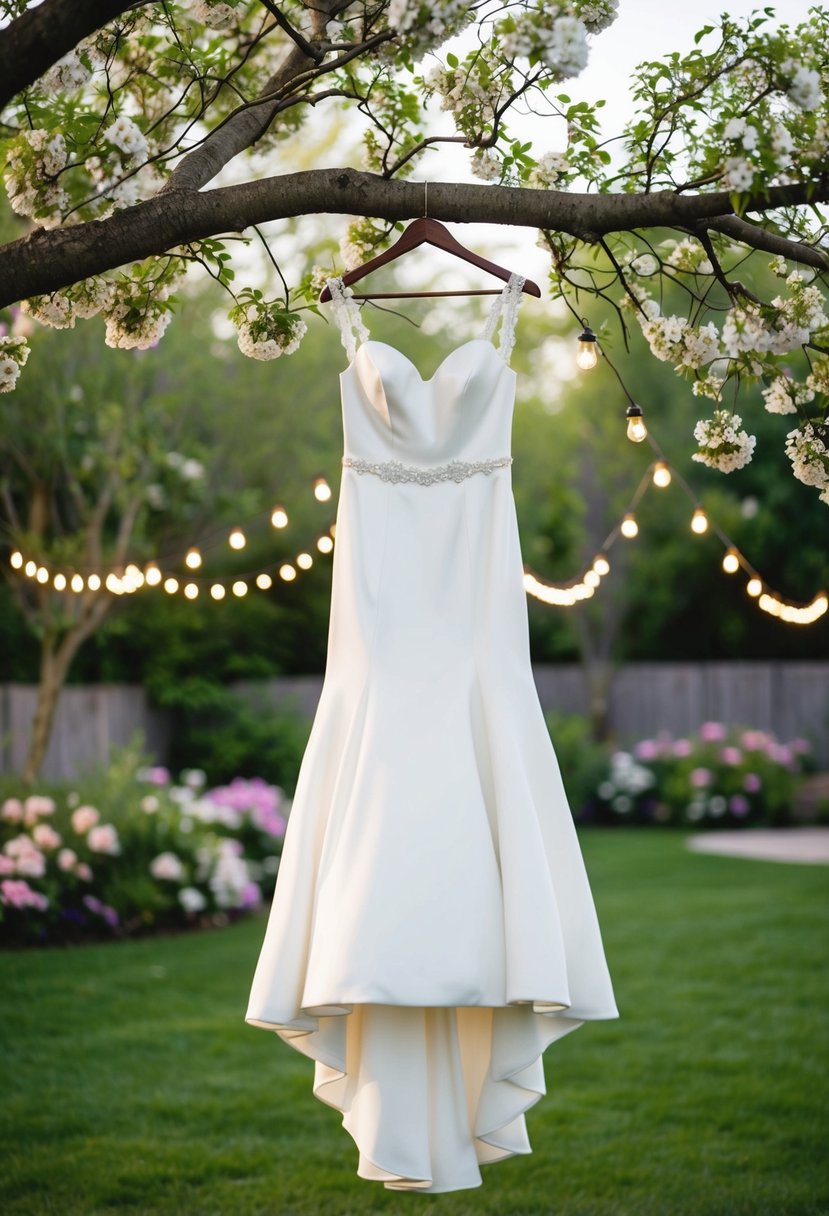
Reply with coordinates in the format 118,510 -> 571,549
0,0 -> 142,111
22,632 -> 77,783
2,171 -> 827,309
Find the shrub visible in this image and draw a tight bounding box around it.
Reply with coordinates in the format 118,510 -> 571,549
0,743 -> 286,947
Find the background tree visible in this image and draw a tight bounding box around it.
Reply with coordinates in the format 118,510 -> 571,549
0,0 -> 826,502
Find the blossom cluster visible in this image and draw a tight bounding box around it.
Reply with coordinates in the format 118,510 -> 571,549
386,0 -> 475,59
591,722 -> 810,827
187,0 -> 239,30
233,302 -> 308,361
693,408 -> 757,473
781,58 -> 823,111
0,336 -> 31,394
761,375 -> 814,416
527,151 -> 571,188
627,292 -> 721,371
4,128 -> 68,228
664,238 -> 713,276
784,423 -> 829,504
497,6 -> 590,79
103,270 -> 181,351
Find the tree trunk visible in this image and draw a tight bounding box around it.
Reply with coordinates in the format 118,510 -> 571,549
21,625 -> 94,784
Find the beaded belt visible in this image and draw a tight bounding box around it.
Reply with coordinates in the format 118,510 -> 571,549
341,456 -> 512,485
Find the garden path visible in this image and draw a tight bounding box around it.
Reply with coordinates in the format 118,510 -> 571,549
687,827 -> 829,865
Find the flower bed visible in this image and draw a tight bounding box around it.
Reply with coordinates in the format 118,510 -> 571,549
585,722 -> 812,827
0,749 -> 286,946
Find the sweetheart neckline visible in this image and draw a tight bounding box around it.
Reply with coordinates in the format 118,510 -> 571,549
341,337 -> 517,385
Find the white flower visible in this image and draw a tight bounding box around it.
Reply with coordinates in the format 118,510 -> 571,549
762,376 -> 813,415
630,254 -> 658,277
470,148 -> 501,181
785,423 -> 829,496
574,0 -> 619,34
87,824 -> 121,855
723,117 -> 746,140
527,152 -> 570,188
21,293 -> 76,330
103,116 -> 148,162
771,123 -> 795,168
723,157 -> 754,191
178,886 -> 207,913
0,356 -> 21,393
38,49 -> 92,96
692,409 -> 756,473
782,60 -> 822,111
150,851 -> 185,881
189,0 -> 237,28
140,795 -> 160,814
235,308 -> 307,362
539,16 -> 589,79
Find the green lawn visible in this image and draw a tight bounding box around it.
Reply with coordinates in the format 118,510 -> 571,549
2,830 -> 828,1216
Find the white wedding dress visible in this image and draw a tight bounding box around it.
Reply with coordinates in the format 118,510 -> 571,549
245,274 -> 618,1193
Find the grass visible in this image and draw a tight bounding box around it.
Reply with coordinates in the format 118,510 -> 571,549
2,829 -> 828,1216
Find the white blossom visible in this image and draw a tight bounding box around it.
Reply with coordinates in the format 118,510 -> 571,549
38,50 -> 92,96
235,307 -> 307,361
104,116 -> 148,162
470,148 -> 501,181
785,423 -> 829,497
723,156 -> 754,191
527,152 -> 570,188
693,409 -> 757,472
150,851 -> 185,881
188,1 -> 237,29
573,0 -> 619,34
629,253 -> 658,277
386,0 -> 475,59
4,129 -> 68,225
178,886 -> 207,913
664,238 -> 712,275
782,59 -> 822,111
762,376 -> 813,415
0,337 -> 31,394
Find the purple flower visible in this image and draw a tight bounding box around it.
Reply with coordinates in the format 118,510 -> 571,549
741,730 -> 769,751
241,881 -> 262,908
672,739 -> 692,757
729,794 -> 750,817
634,739 -> 661,761
744,773 -> 762,793
690,767 -> 712,788
700,721 -> 726,743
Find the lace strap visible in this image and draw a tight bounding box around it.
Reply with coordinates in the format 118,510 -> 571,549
481,272 -> 526,365
327,276 -> 370,363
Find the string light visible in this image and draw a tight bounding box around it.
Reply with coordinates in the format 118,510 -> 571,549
625,403 -> 647,443
36,566 -> 49,584
271,505 -> 288,529
232,581 -> 248,597
24,559 -> 36,577
314,477 -> 332,503
256,573 -> 273,590
652,462 -> 672,488
229,528 -> 246,550
70,574 -> 84,593
279,563 -> 297,582
211,584 -> 226,600
722,548 -> 740,574
758,591 -> 828,625
317,535 -> 334,554
621,513 -> 639,539
747,577 -> 763,597
296,552 -> 313,570
10,551 -> 22,569
691,507 -> 708,535
593,555 -> 610,576
184,583 -> 199,599
145,563 -> 162,586
164,577 -> 179,594
576,321 -> 598,370
88,573 -> 101,591
185,547 -> 202,570
53,572 -> 66,591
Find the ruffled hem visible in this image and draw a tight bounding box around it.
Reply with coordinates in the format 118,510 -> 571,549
246,1001 -> 589,1193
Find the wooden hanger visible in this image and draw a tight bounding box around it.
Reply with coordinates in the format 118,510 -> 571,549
318,216 -> 541,301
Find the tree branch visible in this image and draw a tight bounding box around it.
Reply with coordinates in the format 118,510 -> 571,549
706,214 -> 829,272
1,171 -> 828,309
0,0 -> 146,110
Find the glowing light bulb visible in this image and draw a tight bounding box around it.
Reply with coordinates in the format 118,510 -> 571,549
10,551 -> 22,569
691,508 -> 708,535
722,549 -> 740,574
229,528 -> 246,550
584,569 -> 600,588
256,573 -> 273,590
53,572 -> 67,591
164,577 -> 179,594
184,583 -> 199,599
317,535 -> 334,554
593,555 -> 610,577
185,547 -> 202,570
271,506 -> 288,529
652,462 -> 672,488
87,573 -> 101,591
621,514 -> 639,539
296,552 -> 313,570
576,323 -> 598,370
145,563 -> 162,586
625,403 -> 647,443
70,574 -> 84,593
105,573 -> 121,593
232,580 -> 248,597
314,477 -> 332,502
279,563 -> 297,582
24,560 -> 37,577
210,584 -> 226,600
36,566 -> 49,584
747,577 -> 762,597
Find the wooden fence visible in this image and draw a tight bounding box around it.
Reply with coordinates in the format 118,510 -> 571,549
2,662 -> 827,781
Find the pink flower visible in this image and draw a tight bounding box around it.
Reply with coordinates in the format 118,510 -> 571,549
744,773 -> 762,793
32,823 -> 62,850
690,767 -> 712,788
150,851 -> 184,881
672,739 -> 692,757
729,794 -> 750,816
720,747 -> 743,766
0,854 -> 15,875
0,878 -> 49,910
71,805 -> 100,834
139,766 -> 171,786
3,834 -> 47,878
700,721 -> 726,743
767,743 -> 793,765
1,798 -> 23,823
741,730 -> 769,751
791,738 -> 811,755
58,847 -> 78,871
634,739 -> 661,761
24,795 -> 56,827
75,862 -> 93,881
87,823 -> 121,855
